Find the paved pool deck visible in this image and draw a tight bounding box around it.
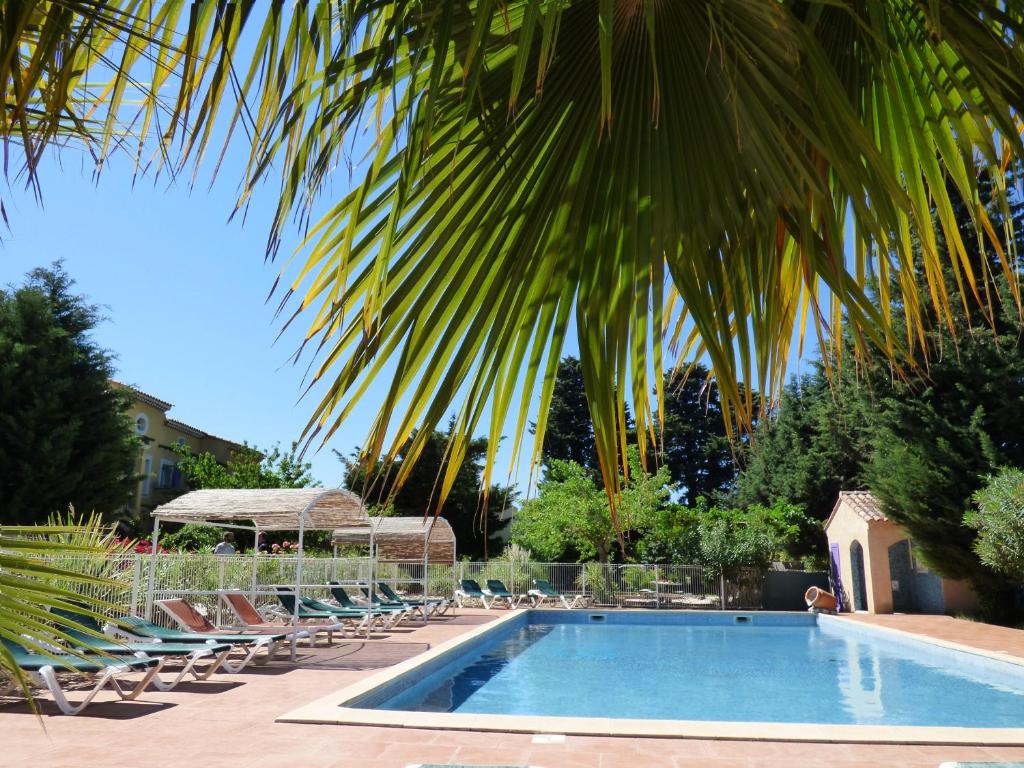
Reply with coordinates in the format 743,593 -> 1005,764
4,609 -> 1024,768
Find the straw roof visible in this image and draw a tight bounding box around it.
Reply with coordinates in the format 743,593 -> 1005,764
332,516 -> 456,562
153,488 -> 369,530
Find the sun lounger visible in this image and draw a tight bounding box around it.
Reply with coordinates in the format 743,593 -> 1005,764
359,586 -> 426,620
377,582 -> 450,616
328,583 -> 410,627
3,637 -> 162,715
219,592 -> 344,644
158,597 -> 314,646
455,579 -> 492,609
272,587 -> 380,635
105,615 -> 285,673
484,579 -> 520,609
50,608 -> 230,691
295,595 -> 385,634
528,578 -> 585,609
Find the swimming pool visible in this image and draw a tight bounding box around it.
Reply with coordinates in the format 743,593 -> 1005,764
278,610 -> 1024,743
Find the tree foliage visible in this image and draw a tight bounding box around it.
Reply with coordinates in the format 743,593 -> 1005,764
512,450 -> 671,563
0,264 -> 139,526
657,364 -> 737,507
5,2 -> 1024,537
538,357 -> 600,477
174,442 -> 318,491
967,468 -> 1024,581
636,499 -> 814,571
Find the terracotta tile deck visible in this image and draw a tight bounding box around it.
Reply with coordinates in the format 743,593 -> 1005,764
4,609 -> 1024,768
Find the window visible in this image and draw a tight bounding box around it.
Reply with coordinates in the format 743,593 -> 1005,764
175,437 -> 186,447
141,455 -> 152,497
158,460 -> 177,490
134,413 -> 149,434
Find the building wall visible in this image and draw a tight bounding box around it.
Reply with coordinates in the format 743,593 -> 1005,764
864,523 -> 907,614
941,577 -> 979,615
126,399 -> 238,517
824,505 -> 871,613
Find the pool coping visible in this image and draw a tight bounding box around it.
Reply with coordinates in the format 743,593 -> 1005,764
276,609 -> 1024,745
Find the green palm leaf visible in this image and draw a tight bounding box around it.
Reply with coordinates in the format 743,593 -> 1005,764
3,2 -> 1024,517
0,512 -> 135,714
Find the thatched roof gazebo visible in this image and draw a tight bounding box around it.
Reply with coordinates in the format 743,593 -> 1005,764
331,515 -> 456,562
148,488 -> 372,658
152,488 -> 368,530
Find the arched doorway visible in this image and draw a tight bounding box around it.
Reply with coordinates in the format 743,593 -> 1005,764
850,540 -> 868,611
887,539 -> 915,612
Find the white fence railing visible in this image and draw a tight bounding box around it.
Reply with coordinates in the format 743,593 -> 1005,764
35,554 -> 779,620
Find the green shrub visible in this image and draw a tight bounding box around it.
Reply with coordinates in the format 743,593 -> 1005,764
967,467 -> 1024,581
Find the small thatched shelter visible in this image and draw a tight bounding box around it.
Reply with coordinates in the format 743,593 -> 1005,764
332,517 -> 456,615
331,515 -> 456,562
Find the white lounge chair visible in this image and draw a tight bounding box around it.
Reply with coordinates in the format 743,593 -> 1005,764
528,579 -> 585,609
4,638 -> 162,715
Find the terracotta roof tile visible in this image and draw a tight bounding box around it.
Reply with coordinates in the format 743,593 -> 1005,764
825,490 -> 888,530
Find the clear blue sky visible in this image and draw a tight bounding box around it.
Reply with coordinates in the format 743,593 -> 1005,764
0,149 -> 382,488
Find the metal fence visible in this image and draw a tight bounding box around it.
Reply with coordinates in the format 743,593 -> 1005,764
37,554 -> 777,620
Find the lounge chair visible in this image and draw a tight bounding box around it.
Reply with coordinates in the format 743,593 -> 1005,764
328,582 -> 410,626
158,597 -> 314,647
528,578 -> 585,609
3,637 -> 162,715
359,586 -> 426,620
455,579 -> 492,609
295,595 -> 386,634
272,587 -> 380,635
484,579 -> 520,609
105,615 -> 285,673
51,608 -> 231,691
377,582 -> 450,616
219,592 -> 344,645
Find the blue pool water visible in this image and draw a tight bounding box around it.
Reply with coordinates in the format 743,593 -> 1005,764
355,612 -> 1024,727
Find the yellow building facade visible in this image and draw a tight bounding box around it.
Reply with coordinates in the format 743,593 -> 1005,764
112,382 -> 242,518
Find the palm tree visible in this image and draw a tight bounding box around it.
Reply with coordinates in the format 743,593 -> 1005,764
3,2 -> 1024,532
0,512 -> 136,711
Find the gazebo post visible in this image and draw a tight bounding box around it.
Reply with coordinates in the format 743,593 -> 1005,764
368,516 -> 376,606
144,517 -> 161,621
422,520 -> 430,623
292,510 -> 306,662
251,524 -> 260,596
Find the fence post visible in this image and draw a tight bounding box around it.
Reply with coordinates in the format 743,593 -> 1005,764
130,555 -> 142,618
654,564 -> 660,609
719,570 -> 726,610
216,558 -> 226,625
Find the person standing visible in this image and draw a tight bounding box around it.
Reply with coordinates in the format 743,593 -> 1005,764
213,531 -> 236,555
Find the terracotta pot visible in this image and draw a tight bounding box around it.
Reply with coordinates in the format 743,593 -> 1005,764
804,586 -> 838,612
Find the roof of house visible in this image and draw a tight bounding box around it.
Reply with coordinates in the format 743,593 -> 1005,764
824,490 -> 889,530
112,380 -> 172,412
112,380 -> 242,449
153,488 -> 368,531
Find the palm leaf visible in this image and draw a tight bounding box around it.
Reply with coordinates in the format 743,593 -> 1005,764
0,511 -> 135,715
3,1 -> 1024,519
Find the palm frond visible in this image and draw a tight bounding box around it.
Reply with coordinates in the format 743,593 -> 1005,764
3,1 -> 1024,514
0,510 -> 134,714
